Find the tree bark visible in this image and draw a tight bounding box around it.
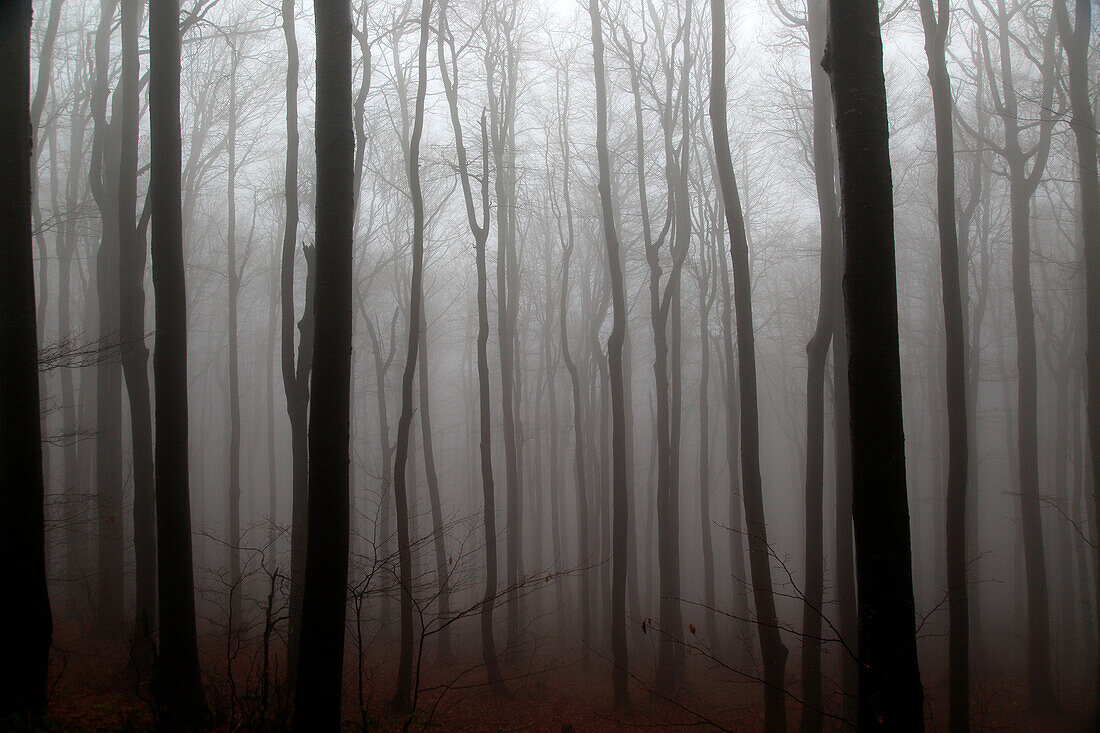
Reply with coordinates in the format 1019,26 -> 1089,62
291,0 -> 355,725
917,0 -> 969,727
823,0 -> 924,724
799,1 -> 839,727
118,0 -> 157,671
149,0 -> 206,720
0,0 -> 52,717
389,0 -> 432,712
281,0 -> 315,684
89,0 -> 125,639
437,8 -> 508,692
589,0 -> 630,704
709,0 -> 788,728
1053,0 -> 1099,721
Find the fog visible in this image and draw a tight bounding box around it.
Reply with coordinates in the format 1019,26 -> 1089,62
7,0 -> 1099,727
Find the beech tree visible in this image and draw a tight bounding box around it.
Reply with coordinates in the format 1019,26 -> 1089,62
149,0 -> 206,721
824,0 -> 923,725
0,0 -> 52,719
291,0 -> 355,725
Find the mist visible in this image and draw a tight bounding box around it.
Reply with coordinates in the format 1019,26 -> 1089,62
2,0 -> 1098,728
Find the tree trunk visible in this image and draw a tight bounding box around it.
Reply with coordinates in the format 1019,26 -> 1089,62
149,0 -> 206,721
918,0 -> 969,727
389,0 -> 431,712
709,0 -> 788,727
225,44 -> 243,626
291,0 -> 355,725
418,313 -> 451,661
90,0 -> 125,639
586,3 -> 631,693
824,0 -> 924,724
0,0 -> 52,717
1053,0 -> 1099,720
281,0 -> 314,684
118,0 -> 157,670
799,1 -> 840,726
437,10 -> 508,692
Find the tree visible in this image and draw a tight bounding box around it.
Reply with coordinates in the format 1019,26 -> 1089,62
1052,0 -> 1099,722
962,0 -> 1058,704
89,0 -> 125,638
149,0 -> 207,721
824,0 -> 923,725
709,0 -> 788,727
0,0 -> 52,719
438,3 -> 507,695
291,0 -> 355,725
281,0 -> 315,682
389,0 -> 432,713
588,0 -> 631,707
117,0 -> 157,669
917,0 -> 969,727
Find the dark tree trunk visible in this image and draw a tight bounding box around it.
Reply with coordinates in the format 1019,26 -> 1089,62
389,0 -> 432,712
485,16 -> 524,643
118,0 -> 157,671
149,0 -> 206,721
697,236 -> 719,648
418,314 -> 451,661
59,99 -> 89,608
588,0 -> 631,706
89,0 -> 125,639
799,1 -> 840,727
560,150 -> 593,661
281,0 -> 315,684
1053,0 -> 1099,721
291,0 -> 355,726
709,0 -> 788,728
970,2 -> 1057,703
823,0 -> 924,725
917,0 -> 969,727
225,45 -> 243,624
0,0 -> 52,718
437,9 -> 508,692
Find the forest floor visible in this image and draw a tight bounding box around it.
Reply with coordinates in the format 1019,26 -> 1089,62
42,618 -> 1093,731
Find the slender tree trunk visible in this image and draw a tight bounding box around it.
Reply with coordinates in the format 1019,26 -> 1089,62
90,0 -> 125,638
485,21 -> 524,644
1053,0 -> 1099,720
585,10 -> 632,690
824,0 -> 924,724
149,0 -> 206,721
60,98 -> 89,607
281,0 -> 315,685
709,0 -> 788,727
918,0 -> 969,726
225,46 -> 243,626
118,0 -> 157,670
697,245 -> 719,647
418,316 -> 451,661
291,0 -> 355,725
437,11 -> 508,692
389,0 -> 431,711
799,1 -> 839,726
0,0 -> 52,717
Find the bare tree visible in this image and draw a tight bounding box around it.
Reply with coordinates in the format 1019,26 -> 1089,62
588,0 -> 631,707
709,0 -> 788,727
0,0 -> 52,719
1052,0 -> 1099,722
824,0 -> 923,724
389,0 -> 432,712
149,0 -> 206,722
291,0 -> 356,726
917,0 -> 970,727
